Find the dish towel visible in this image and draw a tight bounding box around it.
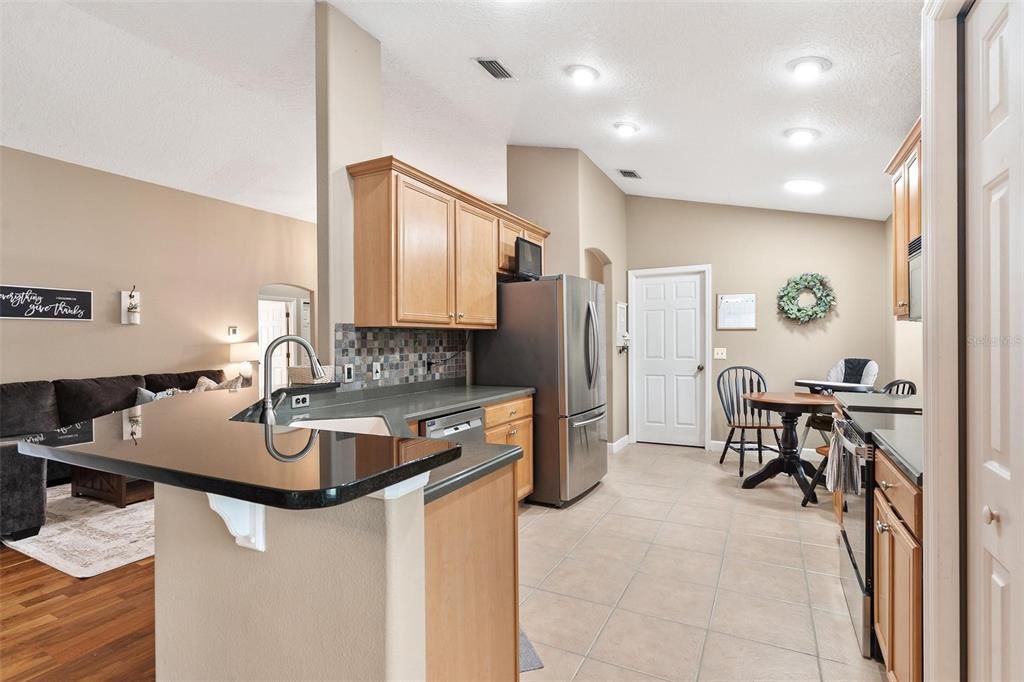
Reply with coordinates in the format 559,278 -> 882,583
826,420 -> 862,494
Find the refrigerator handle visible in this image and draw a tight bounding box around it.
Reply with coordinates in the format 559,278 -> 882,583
584,303 -> 595,389
589,300 -> 601,386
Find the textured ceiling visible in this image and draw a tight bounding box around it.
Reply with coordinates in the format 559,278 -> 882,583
2,2 -> 920,223
339,0 -> 922,220
1,1 -> 317,221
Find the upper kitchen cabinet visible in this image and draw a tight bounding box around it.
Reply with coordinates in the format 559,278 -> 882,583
349,157 -> 548,329
885,118 -> 922,320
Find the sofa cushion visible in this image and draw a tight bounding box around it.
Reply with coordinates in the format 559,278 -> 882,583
0,381 -> 60,438
52,375 -> 145,426
144,369 -> 226,393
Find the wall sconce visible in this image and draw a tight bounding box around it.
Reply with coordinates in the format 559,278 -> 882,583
122,406 -> 143,443
230,342 -> 261,385
121,285 -> 141,325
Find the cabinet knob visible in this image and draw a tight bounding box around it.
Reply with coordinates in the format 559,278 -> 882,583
875,520 -> 890,534
982,505 -> 1001,525
510,409 -> 517,415
879,480 -> 896,491
457,312 -> 465,318
448,312 -> 454,319
508,429 -> 518,437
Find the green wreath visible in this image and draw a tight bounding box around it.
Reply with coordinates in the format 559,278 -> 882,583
777,273 -> 836,324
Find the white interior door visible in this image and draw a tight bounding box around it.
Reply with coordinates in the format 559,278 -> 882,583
966,2 -> 1022,679
632,269 -> 706,447
258,299 -> 291,390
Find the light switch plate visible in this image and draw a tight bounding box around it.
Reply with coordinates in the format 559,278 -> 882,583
713,347 -> 728,360
372,362 -> 382,381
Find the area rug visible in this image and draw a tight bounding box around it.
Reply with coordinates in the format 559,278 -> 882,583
520,629 -> 544,673
1,484 -> 154,578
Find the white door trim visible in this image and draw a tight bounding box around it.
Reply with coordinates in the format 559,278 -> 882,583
922,1 -> 970,679
627,265 -> 712,451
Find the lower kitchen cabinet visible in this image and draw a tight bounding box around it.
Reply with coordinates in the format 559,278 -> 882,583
873,449 -> 923,682
425,463 -> 519,681
485,397 -> 534,501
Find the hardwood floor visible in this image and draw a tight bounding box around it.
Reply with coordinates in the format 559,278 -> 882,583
0,546 -> 154,681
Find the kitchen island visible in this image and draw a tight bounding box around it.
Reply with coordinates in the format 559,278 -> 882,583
16,385 -> 526,681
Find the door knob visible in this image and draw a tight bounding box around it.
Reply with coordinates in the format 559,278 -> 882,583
697,364 -> 705,372
982,505 -> 1001,525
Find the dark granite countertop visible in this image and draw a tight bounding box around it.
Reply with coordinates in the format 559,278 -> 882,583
14,388 -> 461,510
838,395 -> 924,485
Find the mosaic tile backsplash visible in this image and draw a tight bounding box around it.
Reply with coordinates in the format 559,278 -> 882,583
333,323 -> 468,391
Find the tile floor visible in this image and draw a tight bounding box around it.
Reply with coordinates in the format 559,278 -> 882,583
518,443 -> 886,682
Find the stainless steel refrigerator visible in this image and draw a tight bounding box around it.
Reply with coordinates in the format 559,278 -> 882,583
474,275 -> 607,506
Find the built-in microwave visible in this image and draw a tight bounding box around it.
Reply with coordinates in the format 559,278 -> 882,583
908,236 -> 922,321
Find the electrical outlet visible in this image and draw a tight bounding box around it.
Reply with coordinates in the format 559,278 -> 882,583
291,394 -> 310,409
371,362 -> 382,381
713,347 -> 728,360
343,364 -> 354,383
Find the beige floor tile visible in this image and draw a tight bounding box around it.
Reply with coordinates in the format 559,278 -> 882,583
589,609 -> 706,681
570,529 -> 652,569
732,490 -> 800,520
803,543 -> 842,576
812,608 -> 879,668
572,490 -> 625,514
521,585 -> 535,604
666,501 -> 732,531
697,631 -> 821,681
574,658 -> 667,681
611,497 -> 674,521
637,544 -> 722,587
710,589 -> 816,655
653,521 -> 728,555
725,532 -> 804,569
521,643 -> 584,682
604,481 -> 683,503
545,504 -> 607,529
818,658 -> 886,681
520,544 -> 567,587
521,518 -> 591,552
800,502 -> 842,526
540,556 -> 636,606
520,590 -> 612,655
730,511 -> 801,541
618,571 -> 716,628
806,571 -> 848,613
799,520 -> 841,547
717,557 -> 809,604
592,513 -> 663,542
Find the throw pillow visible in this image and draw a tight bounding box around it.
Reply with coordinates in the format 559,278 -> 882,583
194,374 -> 244,392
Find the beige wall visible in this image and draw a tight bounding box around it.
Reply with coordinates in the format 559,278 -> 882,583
315,2 -> 382,359
577,154 -> 629,444
627,196 -> 891,441
506,146 -> 630,443
0,147 -> 317,384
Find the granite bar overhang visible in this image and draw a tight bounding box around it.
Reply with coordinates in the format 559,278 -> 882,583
14,387 -> 463,510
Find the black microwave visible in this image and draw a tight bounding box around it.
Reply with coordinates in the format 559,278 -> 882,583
514,237 -> 542,280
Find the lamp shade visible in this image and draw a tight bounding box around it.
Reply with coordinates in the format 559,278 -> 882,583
230,342 -> 261,363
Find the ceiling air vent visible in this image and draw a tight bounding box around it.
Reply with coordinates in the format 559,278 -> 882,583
476,58 -> 514,80
618,169 -> 642,179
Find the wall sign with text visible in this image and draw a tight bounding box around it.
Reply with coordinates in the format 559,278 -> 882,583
0,285 -> 93,321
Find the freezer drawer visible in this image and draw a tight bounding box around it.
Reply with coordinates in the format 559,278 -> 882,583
558,406 -> 608,502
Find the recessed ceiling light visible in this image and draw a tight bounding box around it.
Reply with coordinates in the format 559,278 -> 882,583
784,179 -> 825,195
786,56 -> 832,83
567,64 -> 599,87
614,121 -> 640,138
784,128 -> 821,146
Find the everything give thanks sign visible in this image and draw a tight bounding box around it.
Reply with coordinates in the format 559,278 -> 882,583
0,285 -> 93,321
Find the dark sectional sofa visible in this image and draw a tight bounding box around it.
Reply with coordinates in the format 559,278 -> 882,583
0,369 -> 226,540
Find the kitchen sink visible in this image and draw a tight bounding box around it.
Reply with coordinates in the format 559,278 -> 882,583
289,417 -> 391,436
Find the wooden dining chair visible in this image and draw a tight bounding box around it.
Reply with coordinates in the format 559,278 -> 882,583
881,379 -> 917,395
717,366 -> 781,477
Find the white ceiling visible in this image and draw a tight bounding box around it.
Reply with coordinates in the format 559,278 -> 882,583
1,1 -> 317,222
2,1 -> 920,223
339,0 -> 922,220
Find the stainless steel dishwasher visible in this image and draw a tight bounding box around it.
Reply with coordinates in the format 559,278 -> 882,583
423,407 -> 485,443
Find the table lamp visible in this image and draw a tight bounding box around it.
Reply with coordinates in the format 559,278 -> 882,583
229,342 -> 261,381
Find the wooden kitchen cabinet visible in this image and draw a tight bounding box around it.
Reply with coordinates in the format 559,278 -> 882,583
485,396 -> 535,501
873,448 -> 923,682
885,118 -> 922,320
349,157 -> 549,329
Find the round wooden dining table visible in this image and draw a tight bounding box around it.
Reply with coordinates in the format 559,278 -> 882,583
740,392 -> 836,503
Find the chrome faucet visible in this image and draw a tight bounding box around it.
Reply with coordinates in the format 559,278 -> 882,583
260,335 -> 326,425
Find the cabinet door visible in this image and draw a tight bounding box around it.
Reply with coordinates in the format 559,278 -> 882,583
906,144 -> 922,242
889,507 -> 923,682
396,174 -> 455,326
498,220 -> 522,273
454,201 -> 498,327
874,490 -> 893,664
507,417 -> 534,501
892,168 -> 910,318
